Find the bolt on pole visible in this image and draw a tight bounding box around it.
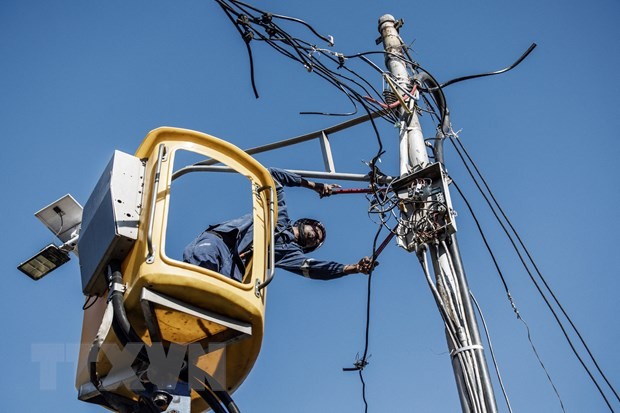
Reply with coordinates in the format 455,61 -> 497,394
378,14 -> 499,413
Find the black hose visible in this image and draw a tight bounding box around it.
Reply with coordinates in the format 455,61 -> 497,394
415,70 -> 450,164
107,261 -> 149,363
433,130 -> 446,165
213,388 -> 241,413
195,387 -> 228,413
416,71 -> 450,134
186,365 -> 242,413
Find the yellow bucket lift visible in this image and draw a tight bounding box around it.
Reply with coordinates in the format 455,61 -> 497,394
74,127 -> 277,412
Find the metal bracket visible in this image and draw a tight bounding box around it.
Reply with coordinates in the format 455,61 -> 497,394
255,279 -> 262,298
140,288 -> 252,344
109,282 -> 127,294
319,131 -> 336,173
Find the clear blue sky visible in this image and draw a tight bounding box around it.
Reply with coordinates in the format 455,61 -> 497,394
2,0 -> 619,412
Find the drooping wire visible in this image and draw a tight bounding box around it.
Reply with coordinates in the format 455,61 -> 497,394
215,0 -> 260,98
448,135 -> 617,410
438,43 -> 537,89
359,370 -> 368,413
470,292 -> 514,413
342,184 -> 386,413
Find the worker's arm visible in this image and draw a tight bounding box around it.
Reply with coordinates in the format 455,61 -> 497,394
276,246 -> 377,280
268,167 -> 340,197
300,179 -> 341,198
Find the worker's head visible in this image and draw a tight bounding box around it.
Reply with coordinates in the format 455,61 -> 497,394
293,218 -> 326,253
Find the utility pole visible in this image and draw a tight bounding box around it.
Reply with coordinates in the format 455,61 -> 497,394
378,15 -> 499,413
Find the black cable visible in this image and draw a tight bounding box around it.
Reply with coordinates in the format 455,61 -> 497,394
195,386 -> 228,413
341,75 -> 387,413
359,369 -> 368,413
438,43 -> 537,89
243,23 -> 358,112
451,180 -> 511,295
182,363 -> 242,413
363,225 -> 382,362
292,41 -> 393,114
341,126 -> 385,411
414,67 -> 449,134
82,295 -> 99,310
215,1 -> 260,98
449,137 -> 616,410
229,0 -> 334,45
343,223 -> 383,412
106,262 -> 149,364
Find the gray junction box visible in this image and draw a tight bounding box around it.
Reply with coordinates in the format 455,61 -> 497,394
78,150 -> 145,296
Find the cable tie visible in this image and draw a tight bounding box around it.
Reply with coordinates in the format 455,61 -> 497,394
450,344 -> 484,358
343,358 -> 369,372
236,14 -> 250,26
242,30 -> 254,43
337,53 -> 345,68
261,13 -> 272,24
266,26 -> 277,37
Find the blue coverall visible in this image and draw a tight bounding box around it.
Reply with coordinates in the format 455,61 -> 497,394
183,168 -> 347,282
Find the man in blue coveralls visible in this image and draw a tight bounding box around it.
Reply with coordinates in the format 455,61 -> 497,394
183,167 -> 376,281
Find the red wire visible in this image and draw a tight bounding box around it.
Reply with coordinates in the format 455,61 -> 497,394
363,84 -> 417,109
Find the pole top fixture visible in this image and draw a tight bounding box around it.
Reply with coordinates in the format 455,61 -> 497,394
378,14 -> 396,29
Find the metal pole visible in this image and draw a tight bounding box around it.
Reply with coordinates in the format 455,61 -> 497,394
378,14 -> 498,413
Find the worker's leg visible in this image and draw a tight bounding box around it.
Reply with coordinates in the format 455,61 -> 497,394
183,232 -> 232,275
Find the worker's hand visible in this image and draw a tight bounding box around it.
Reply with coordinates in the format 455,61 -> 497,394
344,256 -> 379,275
356,256 -> 378,274
314,182 -> 341,198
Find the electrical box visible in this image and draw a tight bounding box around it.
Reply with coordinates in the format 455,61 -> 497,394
391,162 -> 457,251
78,150 -> 145,296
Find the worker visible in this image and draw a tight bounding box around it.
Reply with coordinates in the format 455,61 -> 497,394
183,167 -> 377,282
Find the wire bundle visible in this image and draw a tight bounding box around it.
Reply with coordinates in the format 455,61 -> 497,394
417,241 -> 493,412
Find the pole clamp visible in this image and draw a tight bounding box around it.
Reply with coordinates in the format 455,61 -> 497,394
109,282 -> 127,294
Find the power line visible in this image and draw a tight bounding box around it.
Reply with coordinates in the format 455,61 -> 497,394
449,134 -> 618,410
